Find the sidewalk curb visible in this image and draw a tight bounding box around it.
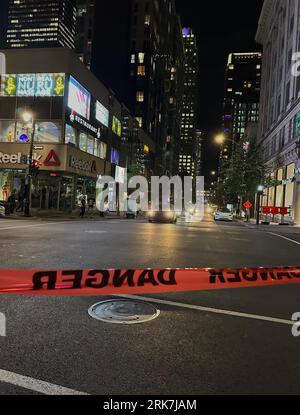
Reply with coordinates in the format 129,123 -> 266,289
236,219 -> 300,234
1,215 -> 129,222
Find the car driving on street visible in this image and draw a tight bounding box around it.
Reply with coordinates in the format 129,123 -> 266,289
214,207 -> 233,222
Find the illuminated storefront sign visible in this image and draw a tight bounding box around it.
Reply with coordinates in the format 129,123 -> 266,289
69,155 -> 95,173
96,101 -> 109,127
0,73 -> 65,97
68,76 -> 91,120
69,111 -> 101,138
0,152 -> 26,164
112,116 -> 122,137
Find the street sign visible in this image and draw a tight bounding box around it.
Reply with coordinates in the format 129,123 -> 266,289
296,111 -> 300,136
243,201 -> 253,210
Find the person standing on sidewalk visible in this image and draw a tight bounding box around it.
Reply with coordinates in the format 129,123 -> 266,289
79,197 -> 86,218
87,198 -> 95,218
8,190 -> 17,214
16,189 -> 25,213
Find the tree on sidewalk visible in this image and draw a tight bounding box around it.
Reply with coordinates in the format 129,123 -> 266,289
212,139 -> 266,210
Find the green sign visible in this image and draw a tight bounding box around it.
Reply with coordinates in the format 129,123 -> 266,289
296,112 -> 300,136
0,73 -> 65,97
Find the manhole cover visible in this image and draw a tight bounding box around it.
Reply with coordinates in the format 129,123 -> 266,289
88,299 -> 160,325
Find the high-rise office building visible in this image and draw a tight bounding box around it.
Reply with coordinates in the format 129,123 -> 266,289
195,129 -> 203,177
4,0 -> 77,49
91,0 -> 184,175
0,0 -> 9,49
221,52 -> 262,160
178,27 -> 199,177
75,0 -> 95,69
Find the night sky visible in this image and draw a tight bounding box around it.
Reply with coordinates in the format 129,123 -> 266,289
175,0 -> 264,176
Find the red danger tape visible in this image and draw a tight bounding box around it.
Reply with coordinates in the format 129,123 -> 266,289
0,267 -> 299,296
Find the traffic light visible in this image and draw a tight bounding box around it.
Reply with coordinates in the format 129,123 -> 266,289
29,160 -> 40,177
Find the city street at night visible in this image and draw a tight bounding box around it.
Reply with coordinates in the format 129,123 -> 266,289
1,0 -> 300,401
0,215 -> 299,395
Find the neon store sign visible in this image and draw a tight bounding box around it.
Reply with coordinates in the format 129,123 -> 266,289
0,73 -> 65,97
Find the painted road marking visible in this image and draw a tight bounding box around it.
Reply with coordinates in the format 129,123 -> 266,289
0,369 -> 89,395
0,222 -> 72,231
269,232 -> 300,246
120,295 -> 294,326
85,231 -> 107,234
230,238 -> 249,242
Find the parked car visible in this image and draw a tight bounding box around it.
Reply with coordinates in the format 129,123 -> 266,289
0,201 -> 6,217
214,207 -> 233,222
148,209 -> 177,224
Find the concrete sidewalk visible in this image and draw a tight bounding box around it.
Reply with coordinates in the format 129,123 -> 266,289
1,209 -> 127,222
237,218 -> 300,234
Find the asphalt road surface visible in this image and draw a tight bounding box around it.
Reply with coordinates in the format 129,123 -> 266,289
0,215 -> 300,395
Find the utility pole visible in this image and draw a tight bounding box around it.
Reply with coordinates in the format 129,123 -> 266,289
23,111 -> 36,217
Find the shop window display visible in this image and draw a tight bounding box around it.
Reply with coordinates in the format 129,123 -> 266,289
0,120 -> 15,142
0,171 -> 26,206
15,121 -> 33,143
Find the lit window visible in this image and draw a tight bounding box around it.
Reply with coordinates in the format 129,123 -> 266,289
136,91 -> 144,102
136,117 -> 143,127
138,52 -> 145,63
145,14 -> 150,26
137,66 -> 146,76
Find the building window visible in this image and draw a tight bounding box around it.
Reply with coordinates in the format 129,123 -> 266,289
65,123 -> 76,145
87,135 -> 94,155
35,121 -> 61,143
136,91 -> 144,102
137,66 -> 146,76
138,52 -> 145,63
0,120 -> 15,142
136,117 -> 143,127
79,132 -> 88,152
145,14 -> 150,26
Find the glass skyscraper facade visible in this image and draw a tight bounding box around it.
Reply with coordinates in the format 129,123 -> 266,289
5,0 -> 76,49
179,27 -> 199,177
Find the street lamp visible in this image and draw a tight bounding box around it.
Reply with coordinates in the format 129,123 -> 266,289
22,111 -> 33,124
214,134 -> 226,145
22,111 -> 35,217
256,185 -> 264,225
